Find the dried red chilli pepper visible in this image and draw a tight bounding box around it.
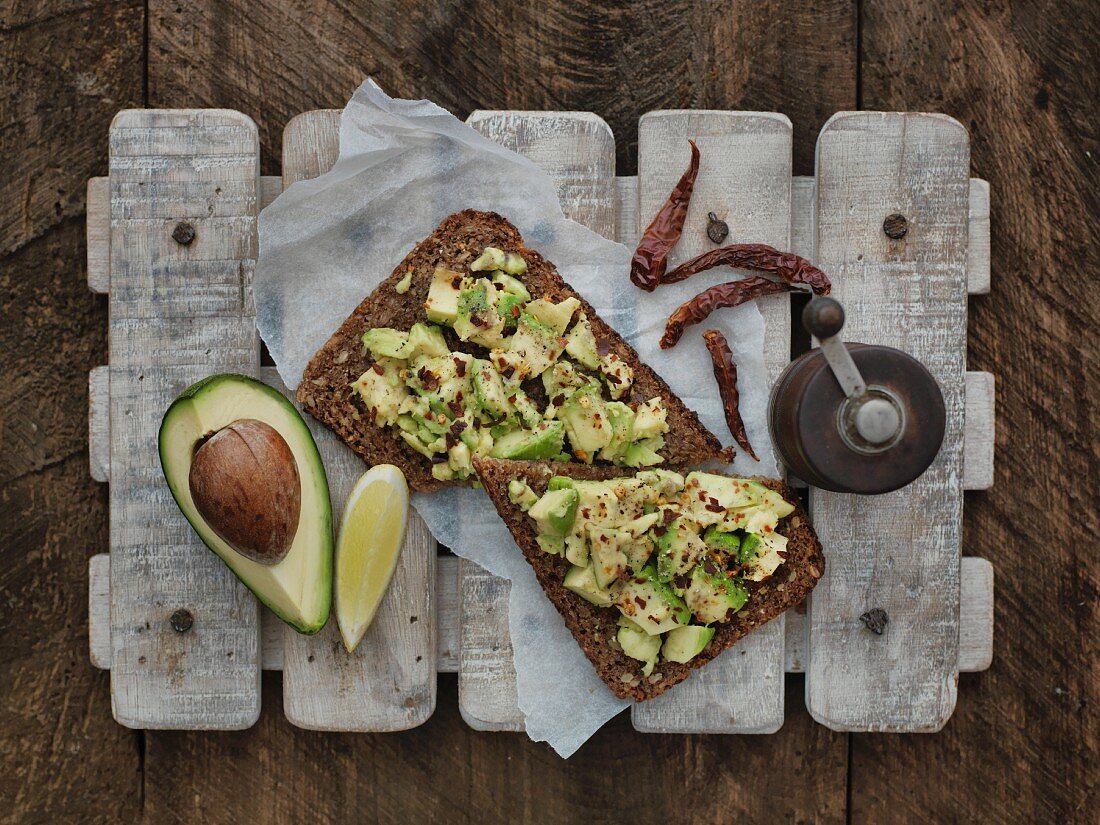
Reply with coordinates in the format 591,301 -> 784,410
702,329 -> 758,462
662,243 -> 832,295
660,277 -> 794,349
629,140 -> 700,291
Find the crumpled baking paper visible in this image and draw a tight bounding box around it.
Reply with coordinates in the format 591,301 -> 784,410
256,79 -> 776,757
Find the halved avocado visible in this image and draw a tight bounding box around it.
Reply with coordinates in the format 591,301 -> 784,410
159,374 -> 333,634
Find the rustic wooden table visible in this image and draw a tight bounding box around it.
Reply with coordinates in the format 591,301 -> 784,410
3,2 -> 1096,822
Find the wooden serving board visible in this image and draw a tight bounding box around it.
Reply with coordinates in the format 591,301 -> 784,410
86,107 -> 996,734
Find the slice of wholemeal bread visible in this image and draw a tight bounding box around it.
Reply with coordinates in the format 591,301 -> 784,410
473,456 -> 825,702
297,209 -> 726,492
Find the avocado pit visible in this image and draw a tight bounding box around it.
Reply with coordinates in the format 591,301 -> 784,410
188,418 -> 301,565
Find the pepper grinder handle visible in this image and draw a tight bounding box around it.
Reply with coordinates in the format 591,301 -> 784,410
803,297 -> 866,397
802,297 -> 904,449
802,295 -> 846,340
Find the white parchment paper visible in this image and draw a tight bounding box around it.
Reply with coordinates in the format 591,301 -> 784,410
256,79 -> 776,757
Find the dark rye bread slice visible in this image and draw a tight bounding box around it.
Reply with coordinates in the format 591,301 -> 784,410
473,456 -> 825,702
297,209 -> 726,492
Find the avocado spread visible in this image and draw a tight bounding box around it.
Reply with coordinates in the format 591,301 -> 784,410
531,471 -> 795,673
354,248 -> 671,481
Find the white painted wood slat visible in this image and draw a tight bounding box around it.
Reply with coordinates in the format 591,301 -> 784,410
632,110 -> 792,734
107,109 -> 262,729
460,110 -> 617,731
807,112 -> 969,732
963,371 -> 996,490
278,110 -> 437,731
968,179 -> 991,295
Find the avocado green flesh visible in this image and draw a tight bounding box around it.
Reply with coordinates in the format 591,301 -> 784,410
357,245 -> 674,478
526,472 -> 797,665
159,374 -> 333,634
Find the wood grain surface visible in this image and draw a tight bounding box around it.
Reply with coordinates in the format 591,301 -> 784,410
3,0 -> 1096,822
851,1 -> 1098,821
1,3 -> 145,821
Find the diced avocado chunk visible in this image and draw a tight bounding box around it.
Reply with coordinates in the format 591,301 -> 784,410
588,526 -> 630,589
563,563 -> 613,607
471,359 -> 512,418
542,361 -> 590,407
688,472 -> 760,509
352,359 -> 407,427
547,476 -> 575,491
536,534 -> 565,556
614,565 -> 691,635
742,505 -> 780,536
394,270 -> 413,294
361,328 -> 410,359
632,398 -> 669,439
559,384 -> 613,461
425,267 -> 465,324
407,354 -> 472,418
563,313 -> 601,369
564,533 -> 588,566
654,522 -> 706,583
738,532 -> 761,564
598,352 -> 633,400
406,323 -> 449,359
703,526 -> 741,558
447,440 -> 473,478
497,292 -> 524,327
621,534 -> 655,575
744,481 -> 797,519
400,430 -> 436,460
489,420 -> 566,460
471,246 -> 527,275
528,488 -> 579,537
618,620 -> 662,676
685,564 -> 748,625
744,532 -> 789,582
636,469 -> 686,497
454,279 -> 505,346
491,272 -> 531,301
470,246 -> 507,271
511,389 -> 543,428
623,437 -> 665,468
598,401 -> 635,462
507,479 -> 538,510
507,312 -> 563,380
526,297 -> 580,335
661,625 -> 715,664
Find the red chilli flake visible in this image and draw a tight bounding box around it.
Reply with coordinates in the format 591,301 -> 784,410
630,140 -> 701,291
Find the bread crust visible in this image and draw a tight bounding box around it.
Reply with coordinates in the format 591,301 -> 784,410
297,210 -> 726,492
473,456 -> 826,702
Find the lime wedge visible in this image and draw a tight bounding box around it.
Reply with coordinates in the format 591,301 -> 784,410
335,464 -> 409,652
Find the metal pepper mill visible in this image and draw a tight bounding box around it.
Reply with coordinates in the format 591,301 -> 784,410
768,297 -> 946,494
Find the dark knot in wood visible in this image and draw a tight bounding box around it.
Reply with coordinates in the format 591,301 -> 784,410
706,212 -> 729,244
172,221 -> 196,245
882,213 -> 908,240
169,608 -> 194,633
859,608 -> 889,635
